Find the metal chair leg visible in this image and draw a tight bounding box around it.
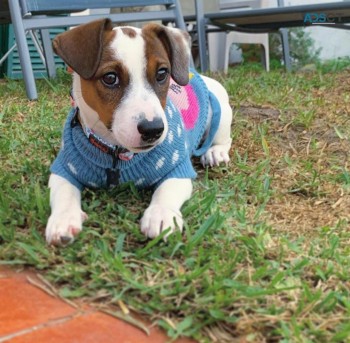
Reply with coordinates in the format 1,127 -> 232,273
173,0 -> 195,69
280,28 -> 291,71
8,0 -> 38,100
40,29 -> 56,78
195,0 -> 208,72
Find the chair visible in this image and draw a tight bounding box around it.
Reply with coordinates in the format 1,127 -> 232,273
0,1 -> 56,81
208,0 -> 270,73
194,0 -> 350,72
8,0 -> 187,100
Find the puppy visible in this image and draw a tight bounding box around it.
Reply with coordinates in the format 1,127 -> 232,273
46,19 -> 232,245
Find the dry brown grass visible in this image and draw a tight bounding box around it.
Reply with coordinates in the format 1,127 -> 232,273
231,70 -> 350,239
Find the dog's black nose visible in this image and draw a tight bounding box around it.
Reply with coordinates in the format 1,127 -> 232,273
137,118 -> 164,144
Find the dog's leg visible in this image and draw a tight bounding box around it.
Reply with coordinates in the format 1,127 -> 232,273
46,174 -> 87,245
140,178 -> 192,239
200,75 -> 233,167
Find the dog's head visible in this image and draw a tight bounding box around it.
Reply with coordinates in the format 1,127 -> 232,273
53,19 -> 191,152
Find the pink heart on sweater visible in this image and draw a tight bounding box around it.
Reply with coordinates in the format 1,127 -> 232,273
168,81 -> 199,130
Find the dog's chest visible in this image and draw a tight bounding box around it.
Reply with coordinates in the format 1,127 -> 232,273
51,71 -> 216,190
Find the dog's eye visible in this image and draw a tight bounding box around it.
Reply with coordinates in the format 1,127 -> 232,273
102,73 -> 119,87
156,68 -> 169,83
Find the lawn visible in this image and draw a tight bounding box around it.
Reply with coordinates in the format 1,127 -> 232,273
1,61 -> 350,342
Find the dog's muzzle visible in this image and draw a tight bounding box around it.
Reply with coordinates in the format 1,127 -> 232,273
137,117 -> 164,144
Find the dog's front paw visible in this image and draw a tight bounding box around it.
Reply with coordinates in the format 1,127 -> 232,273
201,144 -> 230,167
46,210 -> 87,246
140,205 -> 183,239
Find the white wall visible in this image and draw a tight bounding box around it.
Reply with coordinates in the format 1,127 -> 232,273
284,0 -> 350,60
225,0 -> 350,60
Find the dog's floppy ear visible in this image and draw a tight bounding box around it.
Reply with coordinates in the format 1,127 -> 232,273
143,24 -> 191,86
53,18 -> 113,79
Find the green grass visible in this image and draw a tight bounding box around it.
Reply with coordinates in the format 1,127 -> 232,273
1,63 -> 350,342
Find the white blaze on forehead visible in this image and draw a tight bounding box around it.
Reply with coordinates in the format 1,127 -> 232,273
109,26 -> 165,115
109,26 -> 169,150
110,26 -> 159,119
111,27 -> 145,85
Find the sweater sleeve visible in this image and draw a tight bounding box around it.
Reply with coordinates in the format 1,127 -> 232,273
50,152 -> 84,191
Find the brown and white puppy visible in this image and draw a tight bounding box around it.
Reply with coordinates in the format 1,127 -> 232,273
46,19 -> 232,245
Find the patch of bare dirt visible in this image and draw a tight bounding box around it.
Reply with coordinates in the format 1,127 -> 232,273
232,72 -> 350,236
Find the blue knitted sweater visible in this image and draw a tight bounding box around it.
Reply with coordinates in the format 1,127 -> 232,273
51,70 -> 221,191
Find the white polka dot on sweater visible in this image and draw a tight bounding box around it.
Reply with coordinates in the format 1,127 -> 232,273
135,178 -> 145,186
156,157 -> 165,170
167,106 -> 173,118
168,130 -> 174,144
177,124 -> 182,137
172,150 -> 179,164
68,162 -> 77,175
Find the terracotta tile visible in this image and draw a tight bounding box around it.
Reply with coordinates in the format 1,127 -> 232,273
9,312 -> 195,343
0,268 -> 196,343
0,275 -> 76,336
